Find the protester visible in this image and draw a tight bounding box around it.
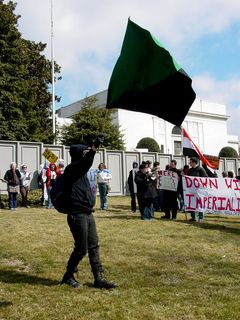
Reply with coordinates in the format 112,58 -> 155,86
182,164 -> 190,176
127,161 -> 139,213
57,159 -> 65,175
96,163 -> 112,210
145,160 -> 153,170
4,162 -> 21,210
178,164 -> 189,212
87,168 -> 97,199
227,170 -> 234,178
61,135 -> 117,289
202,164 -> 218,178
236,168 -> 240,180
46,162 -> 59,209
222,171 -> 228,178
38,162 -> 49,206
20,164 -> 31,208
151,161 -> 162,211
161,159 -> 181,220
187,157 -> 208,222
135,163 -> 157,220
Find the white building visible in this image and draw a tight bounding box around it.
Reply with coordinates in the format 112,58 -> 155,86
56,90 -> 239,156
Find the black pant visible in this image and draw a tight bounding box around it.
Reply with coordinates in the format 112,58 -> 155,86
66,213 -> 103,277
20,186 -> 29,207
130,192 -> 137,212
137,193 -> 144,216
163,190 -> 178,219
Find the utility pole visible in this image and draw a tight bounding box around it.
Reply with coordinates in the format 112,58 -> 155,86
51,0 -> 56,144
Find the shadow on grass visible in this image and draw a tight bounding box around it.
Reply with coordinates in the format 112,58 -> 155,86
0,269 -> 59,286
97,213 -> 141,220
177,219 -> 240,235
111,204 -> 132,211
95,204 -> 141,220
0,301 -> 13,308
95,205 -> 132,214
206,215 -> 240,224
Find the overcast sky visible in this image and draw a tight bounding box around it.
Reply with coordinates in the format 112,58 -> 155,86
14,0 -> 240,138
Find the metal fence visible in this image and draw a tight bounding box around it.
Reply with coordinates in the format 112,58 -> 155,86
0,140 -> 239,196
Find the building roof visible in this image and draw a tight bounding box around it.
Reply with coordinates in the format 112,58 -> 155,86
57,89 -> 230,121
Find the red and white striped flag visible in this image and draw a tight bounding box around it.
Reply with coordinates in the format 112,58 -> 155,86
182,128 -> 217,170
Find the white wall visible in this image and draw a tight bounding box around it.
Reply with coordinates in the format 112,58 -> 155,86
56,91 -> 239,156
183,116 -> 228,156
117,100 -> 238,156
190,98 -> 227,115
118,109 -> 164,151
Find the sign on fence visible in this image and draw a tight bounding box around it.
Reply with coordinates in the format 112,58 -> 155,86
183,176 -> 240,215
42,148 -> 58,163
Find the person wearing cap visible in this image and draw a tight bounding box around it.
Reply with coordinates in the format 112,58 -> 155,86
127,161 -> 139,213
20,164 -> 31,208
135,163 -> 157,220
61,135 -> 117,289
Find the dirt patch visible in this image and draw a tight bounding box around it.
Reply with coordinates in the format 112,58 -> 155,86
1,257 -> 33,273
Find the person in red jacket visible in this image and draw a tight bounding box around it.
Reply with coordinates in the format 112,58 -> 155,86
46,163 -> 59,209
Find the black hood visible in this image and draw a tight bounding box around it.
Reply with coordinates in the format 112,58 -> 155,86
70,144 -> 88,162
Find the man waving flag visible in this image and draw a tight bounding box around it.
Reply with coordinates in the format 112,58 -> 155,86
106,19 -> 196,127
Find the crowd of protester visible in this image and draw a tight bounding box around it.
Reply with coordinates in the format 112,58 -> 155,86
128,158 -> 240,223
1,158 -> 240,223
0,159 -> 112,212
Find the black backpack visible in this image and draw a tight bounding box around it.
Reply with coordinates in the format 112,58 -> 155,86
50,174 -> 70,214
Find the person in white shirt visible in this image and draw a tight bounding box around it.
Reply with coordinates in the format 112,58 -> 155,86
96,163 -> 112,210
38,162 -> 49,206
20,164 -> 31,208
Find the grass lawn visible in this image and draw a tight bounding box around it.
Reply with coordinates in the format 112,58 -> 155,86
0,196 -> 240,320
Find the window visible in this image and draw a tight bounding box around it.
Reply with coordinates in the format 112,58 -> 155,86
172,126 -> 182,135
174,141 -> 182,155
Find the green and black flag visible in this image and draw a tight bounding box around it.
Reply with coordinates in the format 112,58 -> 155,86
106,19 -> 196,126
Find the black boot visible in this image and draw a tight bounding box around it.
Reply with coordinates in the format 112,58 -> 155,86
172,209 -> 177,220
161,213 -> 170,219
61,272 -> 80,288
93,273 -> 117,289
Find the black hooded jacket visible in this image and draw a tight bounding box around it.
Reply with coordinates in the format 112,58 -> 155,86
63,144 -> 96,214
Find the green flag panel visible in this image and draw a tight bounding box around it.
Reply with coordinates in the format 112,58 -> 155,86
107,19 -> 196,127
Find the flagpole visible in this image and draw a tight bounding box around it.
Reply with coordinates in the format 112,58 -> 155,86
51,0 -> 56,144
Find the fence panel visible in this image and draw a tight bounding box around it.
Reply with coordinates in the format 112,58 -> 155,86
124,152 -> 140,194
106,151 -> 123,195
0,140 -> 239,196
20,143 -> 42,190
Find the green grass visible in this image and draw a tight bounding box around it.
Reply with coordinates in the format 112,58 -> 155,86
0,197 -> 240,320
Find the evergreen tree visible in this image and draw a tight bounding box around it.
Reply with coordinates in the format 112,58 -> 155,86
219,146 -> 239,158
61,96 -> 125,150
136,137 -> 160,152
0,1 -> 61,143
